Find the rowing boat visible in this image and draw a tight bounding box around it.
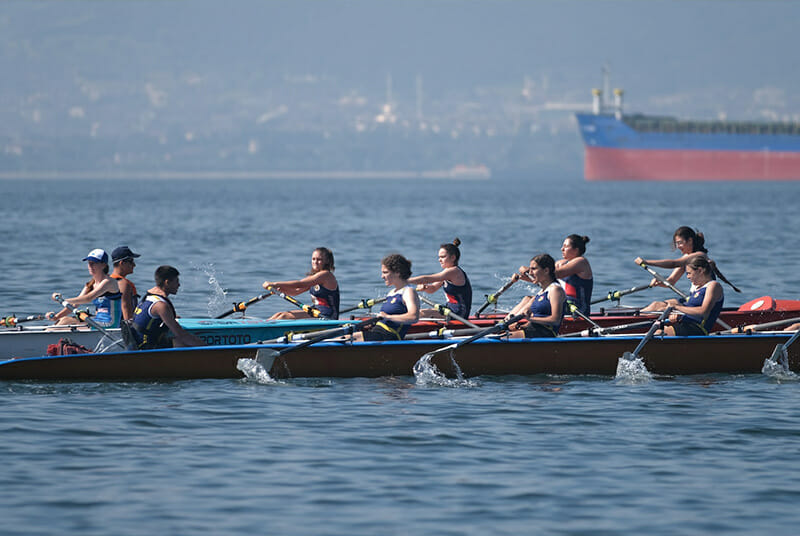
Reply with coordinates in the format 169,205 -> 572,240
3,297 -> 799,360
0,331 -> 796,381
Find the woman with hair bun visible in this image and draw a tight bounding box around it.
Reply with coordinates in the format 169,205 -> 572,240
514,234 -> 593,316
407,238 -> 472,318
659,256 -> 724,336
635,226 -> 739,312
506,254 -> 566,338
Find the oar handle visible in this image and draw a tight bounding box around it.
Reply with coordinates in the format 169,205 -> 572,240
340,297 -> 387,314
50,294 -> 126,350
275,316 -> 380,357
419,296 -> 479,328
266,286 -> 323,318
590,284 -> 653,305
2,314 -> 46,327
475,277 -> 517,316
637,262 -> 687,299
216,292 -> 273,319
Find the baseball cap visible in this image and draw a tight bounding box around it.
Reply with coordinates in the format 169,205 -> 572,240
111,246 -> 141,263
82,248 -> 109,264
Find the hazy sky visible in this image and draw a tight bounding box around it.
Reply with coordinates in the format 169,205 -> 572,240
2,0 -> 797,107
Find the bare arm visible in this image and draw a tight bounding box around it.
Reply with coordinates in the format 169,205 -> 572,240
379,287 -> 420,325
152,301 -> 204,347
118,279 -> 136,321
263,271 -> 335,295
668,282 -> 722,320
555,257 -> 592,279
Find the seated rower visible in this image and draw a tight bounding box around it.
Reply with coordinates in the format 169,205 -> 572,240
407,238 -> 472,319
513,234 -> 593,317
507,254 -> 566,338
353,254 -> 420,341
658,256 -> 724,336
110,245 -> 141,321
263,247 -> 340,320
130,265 -> 204,349
47,248 -> 122,328
634,226 -> 739,312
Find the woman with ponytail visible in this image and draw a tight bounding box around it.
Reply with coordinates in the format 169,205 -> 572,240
635,226 -> 740,312
407,238 -> 472,318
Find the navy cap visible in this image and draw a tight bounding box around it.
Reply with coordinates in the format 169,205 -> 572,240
111,246 -> 141,263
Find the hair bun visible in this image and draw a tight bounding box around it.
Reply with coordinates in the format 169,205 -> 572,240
452,238 -> 461,247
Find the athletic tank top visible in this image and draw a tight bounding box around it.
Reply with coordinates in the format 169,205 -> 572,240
560,273 -> 593,317
92,291 -> 122,328
376,290 -> 411,339
680,282 -> 724,334
442,266 -> 472,318
310,283 -> 340,319
528,283 -> 565,333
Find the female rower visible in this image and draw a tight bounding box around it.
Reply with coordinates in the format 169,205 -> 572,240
354,254 -> 420,341
407,238 -> 472,318
513,234 -> 593,316
658,256 -> 724,336
47,248 -> 122,328
634,226 -> 739,312
262,247 -> 340,320
507,254 -> 566,338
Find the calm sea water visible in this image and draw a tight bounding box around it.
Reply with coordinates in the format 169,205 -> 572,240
2,175 -> 800,534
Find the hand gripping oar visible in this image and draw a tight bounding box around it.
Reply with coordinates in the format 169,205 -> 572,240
590,284 -> 652,305
255,317 -> 380,371
340,297 -> 388,314
51,294 -> 127,351
622,306 -> 673,361
216,292 -> 273,319
2,314 -> 46,328
417,313 -> 526,361
637,261 -> 733,331
475,278 -> 517,317
418,296 -> 480,328
265,286 -> 323,318
566,303 -> 607,336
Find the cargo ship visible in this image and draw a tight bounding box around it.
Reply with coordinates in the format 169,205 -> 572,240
575,88 -> 800,181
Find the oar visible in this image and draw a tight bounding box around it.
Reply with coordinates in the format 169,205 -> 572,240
566,303 -> 607,335
622,306 -> 673,361
590,284 -> 652,305
264,286 -> 323,318
215,292 -> 274,319
766,327 -> 800,369
416,313 -> 526,361
419,296 -> 480,328
637,261 -> 733,330
2,314 -> 46,328
562,319 -> 654,338
340,297 -> 388,314
255,317 -> 380,371
475,278 -> 517,317
718,316 -> 800,334
50,294 -> 127,351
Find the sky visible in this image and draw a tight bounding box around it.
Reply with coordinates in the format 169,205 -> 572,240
2,0 -> 797,101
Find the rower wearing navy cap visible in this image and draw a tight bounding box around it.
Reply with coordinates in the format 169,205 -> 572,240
47,248 -> 122,328
110,246 -> 141,321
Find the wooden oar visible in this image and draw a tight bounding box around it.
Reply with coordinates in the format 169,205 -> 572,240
419,296 -> 480,328
255,317 -> 380,371
215,292 -> 273,319
50,294 -> 127,351
2,314 -> 46,328
474,277 -> 517,317
340,297 -> 388,314
416,313 -> 526,361
264,286 -> 323,318
590,284 -> 652,305
637,261 -> 733,330
621,306 -> 673,361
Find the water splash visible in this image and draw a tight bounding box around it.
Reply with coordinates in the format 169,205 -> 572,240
615,352 -> 653,384
762,345 -> 798,380
413,350 -> 479,388
193,263 -> 228,317
236,358 -> 281,384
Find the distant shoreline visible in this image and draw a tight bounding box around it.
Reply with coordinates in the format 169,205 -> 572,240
0,170 -> 491,180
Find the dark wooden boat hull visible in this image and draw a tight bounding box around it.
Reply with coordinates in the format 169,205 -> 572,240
0,333 -> 796,381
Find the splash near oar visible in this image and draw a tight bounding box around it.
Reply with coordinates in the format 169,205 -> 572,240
2,314 -> 46,328
616,306 -> 673,382
340,297 -> 388,314
265,286 -> 322,318
215,292 -> 273,319
475,277 -> 517,317
590,284 -> 652,305
763,327 -> 800,377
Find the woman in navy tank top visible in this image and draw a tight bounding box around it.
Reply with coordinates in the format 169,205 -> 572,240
355,254 -> 420,341
408,238 -> 472,318
263,247 -> 340,319
506,254 -> 566,338
658,256 -> 724,336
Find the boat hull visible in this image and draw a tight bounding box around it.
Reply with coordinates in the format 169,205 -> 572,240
0,333 -> 796,381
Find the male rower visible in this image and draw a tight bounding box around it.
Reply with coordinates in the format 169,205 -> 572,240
110,246 -> 141,321
129,265 -> 204,349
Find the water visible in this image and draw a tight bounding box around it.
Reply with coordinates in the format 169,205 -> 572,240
2,175 -> 800,534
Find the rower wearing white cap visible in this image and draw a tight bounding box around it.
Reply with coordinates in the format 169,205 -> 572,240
47,248 -> 122,327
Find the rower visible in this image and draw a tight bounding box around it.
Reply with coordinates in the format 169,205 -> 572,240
47,248 -> 122,328
507,254 -> 566,338
129,265 -> 204,349
110,245 -> 141,321
407,238 -> 472,319
353,254 -> 420,341
262,247 -> 340,320
658,256 -> 724,336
